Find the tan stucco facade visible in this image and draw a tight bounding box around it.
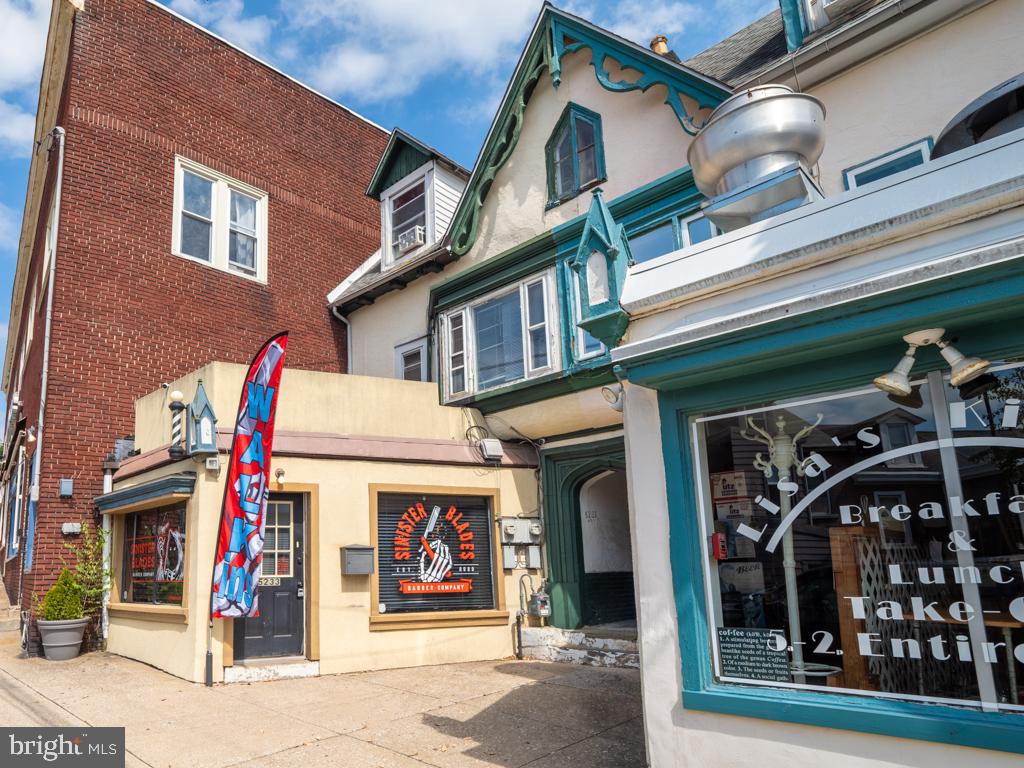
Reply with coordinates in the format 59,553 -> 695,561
106,363 -> 539,683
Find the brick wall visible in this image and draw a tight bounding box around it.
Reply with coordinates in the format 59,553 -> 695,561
3,0 -> 388,647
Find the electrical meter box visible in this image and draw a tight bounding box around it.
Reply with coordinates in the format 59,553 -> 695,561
499,517 -> 542,544
342,545 -> 375,575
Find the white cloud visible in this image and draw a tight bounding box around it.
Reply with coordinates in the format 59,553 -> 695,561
286,0 -> 539,103
588,1 -> 703,48
0,99 -> 37,157
0,0 -> 50,93
168,0 -> 273,55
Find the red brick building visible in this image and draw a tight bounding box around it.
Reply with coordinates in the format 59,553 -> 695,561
0,0 -> 388,649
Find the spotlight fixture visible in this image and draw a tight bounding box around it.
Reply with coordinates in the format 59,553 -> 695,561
873,344 -> 917,397
956,372 -> 999,400
601,383 -> 624,412
937,338 -> 991,387
873,328 -> 991,395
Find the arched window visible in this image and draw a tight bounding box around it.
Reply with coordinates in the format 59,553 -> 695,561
932,72 -> 1024,159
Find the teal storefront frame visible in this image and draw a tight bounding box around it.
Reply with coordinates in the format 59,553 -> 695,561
623,258 -> 1024,753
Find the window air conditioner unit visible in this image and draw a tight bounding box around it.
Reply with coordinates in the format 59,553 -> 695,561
397,225 -> 426,254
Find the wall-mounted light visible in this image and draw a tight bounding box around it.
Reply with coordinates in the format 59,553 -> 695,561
601,383 -> 624,412
873,328 -> 991,396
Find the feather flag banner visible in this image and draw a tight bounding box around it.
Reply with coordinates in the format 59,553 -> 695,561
210,332 -> 288,619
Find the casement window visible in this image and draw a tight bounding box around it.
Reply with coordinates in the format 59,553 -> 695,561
120,505 -> 186,605
843,138 -> 933,190
689,363 -> 1024,720
629,211 -> 720,265
441,270 -> 560,399
546,104 -> 605,207
395,337 -> 429,382
172,157 -> 268,281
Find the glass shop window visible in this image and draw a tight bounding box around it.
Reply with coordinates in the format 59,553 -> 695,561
693,363 -> 1024,713
121,505 -> 187,605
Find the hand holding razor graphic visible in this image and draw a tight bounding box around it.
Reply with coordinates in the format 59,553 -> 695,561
419,505 -> 453,583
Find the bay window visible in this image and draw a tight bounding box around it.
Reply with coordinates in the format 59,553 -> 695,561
172,157 -> 268,281
441,270 -> 560,399
691,363 -> 1024,713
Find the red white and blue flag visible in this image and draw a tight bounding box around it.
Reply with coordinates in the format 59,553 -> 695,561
211,332 -> 288,619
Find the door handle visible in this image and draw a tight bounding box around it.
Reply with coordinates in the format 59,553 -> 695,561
296,583 -> 304,599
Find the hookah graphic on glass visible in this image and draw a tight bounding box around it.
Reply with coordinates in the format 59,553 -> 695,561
741,412 -> 823,685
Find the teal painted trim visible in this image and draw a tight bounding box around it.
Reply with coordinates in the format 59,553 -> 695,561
841,136 -> 935,191
652,272 -> 1024,752
549,14 -> 729,136
446,364 -> 617,414
432,231 -> 557,312
366,128 -> 469,198
434,167 -> 702,312
95,472 -> 197,513
545,102 -> 607,208
778,0 -> 806,52
449,6 -> 728,256
623,258 -> 1024,391
541,436 -> 626,629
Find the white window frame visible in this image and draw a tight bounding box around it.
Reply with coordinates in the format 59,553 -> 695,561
394,336 -> 429,382
440,269 -> 561,401
843,138 -> 932,190
5,448 -> 25,561
678,211 -> 720,249
879,417 -> 924,467
171,156 -> 268,283
381,166 -> 435,272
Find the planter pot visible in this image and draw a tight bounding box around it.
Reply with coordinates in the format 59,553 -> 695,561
37,617 -> 90,660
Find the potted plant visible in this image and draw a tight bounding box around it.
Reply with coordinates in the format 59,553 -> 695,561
36,568 -> 89,660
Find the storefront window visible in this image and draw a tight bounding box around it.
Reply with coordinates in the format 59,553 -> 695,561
693,363 -> 1024,712
121,505 -> 186,604
375,492 -> 496,615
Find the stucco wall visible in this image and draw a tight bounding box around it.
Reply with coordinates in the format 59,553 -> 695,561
809,0 -> 1024,196
464,48 -> 699,267
109,365 -> 538,683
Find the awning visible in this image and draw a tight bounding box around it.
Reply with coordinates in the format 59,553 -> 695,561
94,471 -> 196,515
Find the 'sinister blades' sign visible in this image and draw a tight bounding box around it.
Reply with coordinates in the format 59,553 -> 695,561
377,492 -> 495,614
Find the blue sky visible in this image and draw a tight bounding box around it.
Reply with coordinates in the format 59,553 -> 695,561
0,0 -> 775,383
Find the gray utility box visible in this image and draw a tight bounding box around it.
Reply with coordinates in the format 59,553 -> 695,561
342,545 -> 375,575
499,517 -> 542,544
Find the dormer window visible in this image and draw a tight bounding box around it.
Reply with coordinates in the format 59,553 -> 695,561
390,178 -> 427,261
546,104 -> 605,207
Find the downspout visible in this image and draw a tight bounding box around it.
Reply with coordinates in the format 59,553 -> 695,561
101,459 -> 115,642
330,304 -> 352,374
17,126 -> 66,611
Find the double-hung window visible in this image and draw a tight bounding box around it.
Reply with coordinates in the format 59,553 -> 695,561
172,157 -> 268,281
395,337 -> 429,382
629,211 -> 720,265
389,179 -> 427,263
546,104 -> 605,206
442,271 -> 559,399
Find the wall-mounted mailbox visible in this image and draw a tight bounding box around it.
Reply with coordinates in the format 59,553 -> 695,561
342,545 -> 375,575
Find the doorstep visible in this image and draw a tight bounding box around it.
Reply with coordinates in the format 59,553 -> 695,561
223,656 -> 319,683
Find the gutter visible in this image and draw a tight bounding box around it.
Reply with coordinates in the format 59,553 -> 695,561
330,304 -> 353,375
18,127 -> 66,609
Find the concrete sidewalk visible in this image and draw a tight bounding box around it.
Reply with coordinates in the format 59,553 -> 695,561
0,636 -> 645,768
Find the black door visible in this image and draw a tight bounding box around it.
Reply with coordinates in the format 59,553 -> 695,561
234,494 -> 304,659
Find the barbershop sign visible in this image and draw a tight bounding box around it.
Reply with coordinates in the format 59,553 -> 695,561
376,492 -> 495,614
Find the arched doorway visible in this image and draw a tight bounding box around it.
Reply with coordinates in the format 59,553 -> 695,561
540,438 -> 635,629
578,470 -> 634,626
